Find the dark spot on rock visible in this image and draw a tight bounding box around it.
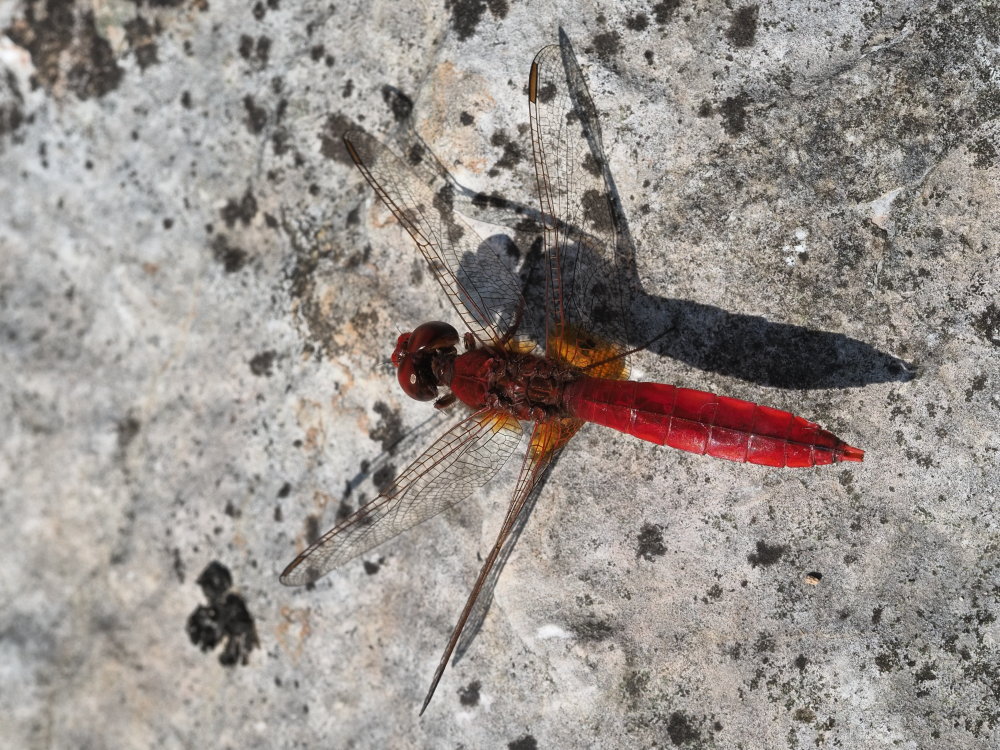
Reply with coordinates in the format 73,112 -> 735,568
362,559 -> 380,575
6,4 -> 124,99
747,540 -> 788,568
794,654 -> 809,671
253,2 -> 266,20
581,189 -> 612,232
372,463 -> 396,493
221,188 -> 258,227
180,90 -> 192,108
697,100 -> 713,117
173,548 -> 185,583
243,95 -> 268,134
972,303 -> 1000,346
965,373 -> 987,402
644,49 -> 654,64
573,618 -> 614,641
793,707 -> 816,723
224,501 -> 241,518
305,515 -> 320,545
460,111 -> 474,125
969,137 -> 998,169
627,13 -> 649,31
0,70 -> 25,137
507,734 -> 537,750
310,44 -> 324,62
591,30 -> 622,58
489,129 -> 523,170
186,561 -> 259,667
666,712 -> 701,746
652,0 -> 681,25
238,34 -> 254,59
381,85 -> 413,122
874,652 -> 897,672
249,350 -> 276,376
277,482 -> 291,498
637,522 -> 666,560
726,5 -> 760,48
915,662 -> 937,682
720,93 -> 751,136
320,112 -> 356,164
342,78 -> 353,97
211,234 -> 247,273
536,80 -> 557,104
871,606 -> 883,625
582,152 -> 602,176
370,401 -> 404,452
124,15 -> 159,70
163,217 -> 173,229
273,505 -> 283,522
487,0 -> 508,18
117,415 -> 141,450
447,0 -> 508,41
458,679 -> 481,706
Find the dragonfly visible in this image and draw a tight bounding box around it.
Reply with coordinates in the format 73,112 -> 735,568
281,44 -> 864,714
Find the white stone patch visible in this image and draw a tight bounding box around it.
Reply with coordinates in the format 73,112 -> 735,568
781,226 -> 809,265
536,624 -> 574,640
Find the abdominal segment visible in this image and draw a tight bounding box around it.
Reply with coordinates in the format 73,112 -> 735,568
563,378 -> 864,467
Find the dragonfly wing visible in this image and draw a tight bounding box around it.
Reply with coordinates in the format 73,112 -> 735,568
419,418 -> 581,714
528,43 -> 633,379
280,409 -> 523,586
344,129 -> 526,346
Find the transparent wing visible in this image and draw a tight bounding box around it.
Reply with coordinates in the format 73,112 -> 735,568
344,129 -> 526,346
528,44 -> 633,378
280,410 -> 524,586
419,417 -> 582,713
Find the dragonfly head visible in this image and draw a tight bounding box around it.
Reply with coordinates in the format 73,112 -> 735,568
392,321 -> 460,401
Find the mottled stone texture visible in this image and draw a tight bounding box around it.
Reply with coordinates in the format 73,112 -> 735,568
1,1 -> 997,748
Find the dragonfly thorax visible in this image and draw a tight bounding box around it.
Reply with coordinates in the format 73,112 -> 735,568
392,321 -> 460,401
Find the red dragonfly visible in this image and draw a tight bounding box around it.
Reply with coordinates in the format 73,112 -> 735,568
281,45 -> 863,713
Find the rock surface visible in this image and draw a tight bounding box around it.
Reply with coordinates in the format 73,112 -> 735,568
2,1 -> 998,748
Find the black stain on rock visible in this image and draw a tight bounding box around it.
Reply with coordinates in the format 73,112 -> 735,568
458,679 -> 481,706
726,5 -> 760,48
626,13 -> 649,32
210,234 -> 248,273
490,129 -> 523,171
666,712 -> 701,745
747,540 -> 788,568
243,95 -> 268,134
636,522 -> 666,561
362,559 -> 381,575
249,350 -> 276,376
971,303 -> 1000,346
652,0 -> 681,25
117,414 -> 141,450
124,15 -> 159,70
507,735 -> 537,750
969,137 -> 998,169
591,30 -> 622,59
370,401 -> 404,453
186,561 -> 259,667
6,3 -> 124,99
319,112 -> 355,164
0,70 -> 25,139
371,462 -> 397,493
720,92 -> 751,136
221,188 -> 258,227
447,0 -> 509,41
381,85 -> 413,122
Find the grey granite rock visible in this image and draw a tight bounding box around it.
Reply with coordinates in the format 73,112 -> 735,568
2,1 -> 998,748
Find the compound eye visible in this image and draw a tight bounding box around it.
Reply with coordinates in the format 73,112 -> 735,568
396,355 -> 438,401
407,321 -> 459,353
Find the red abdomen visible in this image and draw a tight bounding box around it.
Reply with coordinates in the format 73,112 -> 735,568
563,378 -> 863,467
